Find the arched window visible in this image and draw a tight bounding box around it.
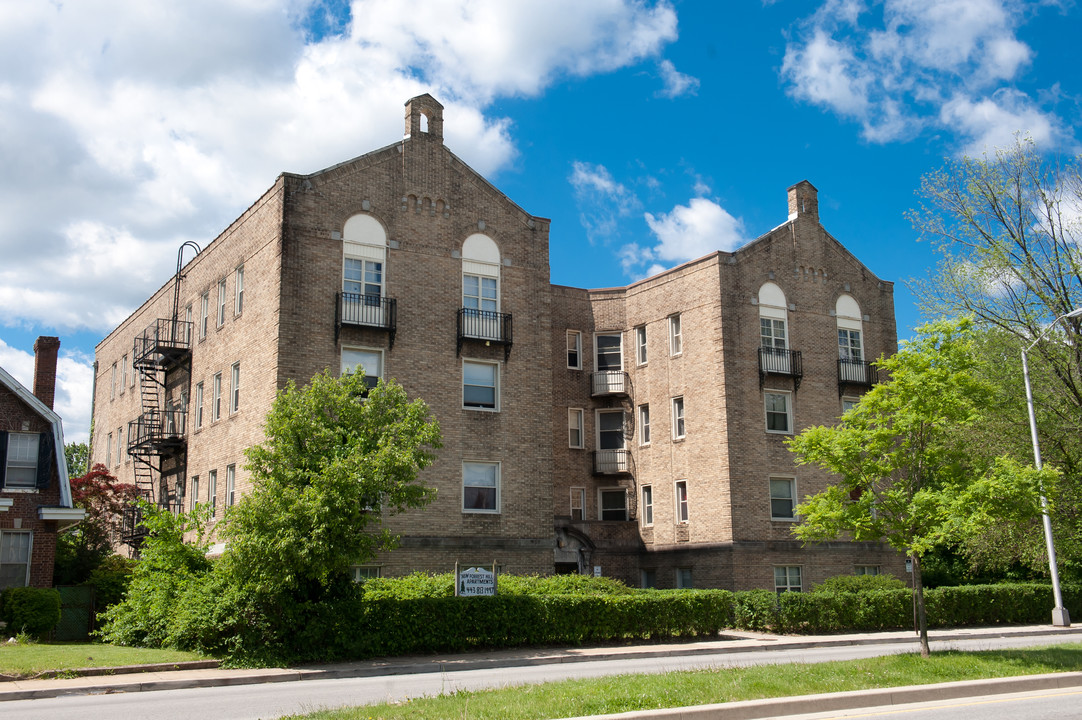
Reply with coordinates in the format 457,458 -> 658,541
461,233 -> 501,339
836,295 -> 865,381
758,282 -> 790,372
342,215 -> 387,325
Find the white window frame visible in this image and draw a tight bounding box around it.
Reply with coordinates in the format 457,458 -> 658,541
774,565 -> 802,593
5,433 -> 39,489
230,362 -> 240,414
184,304 -> 193,344
841,396 -> 860,415
212,372 -> 222,422
342,346 -> 383,391
675,479 -> 689,524
200,292 -> 209,339
669,314 -> 682,356
641,485 -> 653,526
234,265 -> 244,315
115,427 -> 122,467
208,469 -> 217,516
594,332 -> 624,372
351,565 -> 382,582
120,355 -> 127,394
105,432 -> 112,468
671,396 -> 685,439
462,461 -> 500,514
635,325 -> 647,365
770,475 -> 797,521
676,567 -> 693,589
190,476 -> 200,512
217,277 -> 227,327
566,330 -> 582,369
855,565 -> 881,576
568,408 -> 584,449
226,464 -> 235,507
463,360 -> 499,411
764,390 -> 793,434
639,404 -> 651,445
598,487 -> 628,521
595,409 -> 627,474
194,382 -> 204,429
110,363 -> 117,399
0,531 -> 33,589
570,487 -> 585,521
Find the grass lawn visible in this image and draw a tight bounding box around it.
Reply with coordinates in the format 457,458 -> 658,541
0,642 -> 209,678
284,643 -> 1082,720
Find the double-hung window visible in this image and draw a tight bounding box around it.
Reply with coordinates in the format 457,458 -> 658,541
120,355 -> 127,393
208,469 -> 217,516
110,363 -> 117,399
566,331 -> 582,369
765,391 -> 792,433
775,566 -> 802,593
568,408 -> 584,448
675,480 -> 689,523
230,363 -> 240,414
593,333 -> 625,394
226,464 -> 236,507
599,488 -> 627,521
4,433 -> 39,488
641,485 -> 653,526
342,347 -> 382,391
342,214 -> 389,326
199,293 -> 209,339
596,410 -> 627,473
184,304 -> 193,344
105,433 -> 112,468
635,325 -> 647,365
639,404 -> 651,445
217,278 -> 227,327
770,476 -> 797,520
194,382 -> 204,429
212,373 -> 222,422
190,476 -> 200,511
671,397 -> 685,439
463,461 -> 499,513
669,314 -> 682,355
0,531 -> 32,589
234,266 -> 244,315
570,488 -> 585,521
463,361 -> 498,410
676,568 -> 693,589
115,428 -> 122,466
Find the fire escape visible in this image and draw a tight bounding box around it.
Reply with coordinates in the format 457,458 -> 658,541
121,242 -> 200,549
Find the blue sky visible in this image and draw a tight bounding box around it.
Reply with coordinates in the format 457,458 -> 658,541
1,0 -> 1079,443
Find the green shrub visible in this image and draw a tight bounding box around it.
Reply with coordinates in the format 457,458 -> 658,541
0,587 -> 62,638
812,574 -> 907,593
87,554 -> 137,610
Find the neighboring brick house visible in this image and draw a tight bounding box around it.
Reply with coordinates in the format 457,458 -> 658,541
0,337 -> 85,589
90,94 -> 903,590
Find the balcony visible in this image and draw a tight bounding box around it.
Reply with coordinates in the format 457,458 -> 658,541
838,358 -> 876,393
457,308 -> 513,359
593,449 -> 631,475
133,318 -> 193,368
758,347 -> 803,390
591,370 -> 630,397
127,409 -> 187,456
336,293 -> 397,347
120,504 -> 148,545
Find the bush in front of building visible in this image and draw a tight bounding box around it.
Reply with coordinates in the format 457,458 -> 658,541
0,587 -> 62,639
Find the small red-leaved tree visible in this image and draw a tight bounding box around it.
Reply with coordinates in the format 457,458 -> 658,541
54,464 -> 141,585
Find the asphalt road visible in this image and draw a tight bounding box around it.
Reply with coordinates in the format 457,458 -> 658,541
779,686 -> 1082,720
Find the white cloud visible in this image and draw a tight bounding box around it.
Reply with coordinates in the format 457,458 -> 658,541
656,59 -> 700,98
939,90 -> 1062,156
0,0 -> 679,336
0,340 -> 93,445
644,198 -> 749,263
569,161 -> 642,243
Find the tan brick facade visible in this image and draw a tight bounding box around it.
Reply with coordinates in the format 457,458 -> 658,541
92,97 -> 902,590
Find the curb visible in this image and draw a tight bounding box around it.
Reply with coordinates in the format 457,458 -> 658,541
0,659 -> 222,682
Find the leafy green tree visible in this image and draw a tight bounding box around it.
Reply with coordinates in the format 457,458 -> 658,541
789,319 -> 1053,656
64,441 -> 89,478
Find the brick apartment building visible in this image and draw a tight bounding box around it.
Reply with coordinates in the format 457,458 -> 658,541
1,337 -> 85,588
90,94 -> 903,591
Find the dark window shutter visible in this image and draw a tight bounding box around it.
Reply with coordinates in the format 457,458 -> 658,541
36,430 -> 54,489
0,431 -> 7,486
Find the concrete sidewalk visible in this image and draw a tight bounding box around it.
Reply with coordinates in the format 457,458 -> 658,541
1,624 -> 1080,711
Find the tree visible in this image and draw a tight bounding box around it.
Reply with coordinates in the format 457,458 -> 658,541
64,441 -> 89,478
54,463 -> 140,585
788,319 -> 1053,657
909,138 -> 1082,577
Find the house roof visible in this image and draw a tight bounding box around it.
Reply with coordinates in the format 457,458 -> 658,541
0,365 -> 75,508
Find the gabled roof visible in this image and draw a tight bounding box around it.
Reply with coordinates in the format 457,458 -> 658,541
0,365 -> 75,509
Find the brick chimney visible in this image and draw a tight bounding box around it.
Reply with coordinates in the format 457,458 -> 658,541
787,180 -> 819,222
32,336 -> 60,410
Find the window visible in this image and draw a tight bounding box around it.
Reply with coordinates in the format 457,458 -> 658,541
230,363 -> 240,414
838,328 -> 862,362
342,214 -> 389,326
120,355 -> 127,393
770,476 -> 797,520
671,396 -> 685,439
110,363 -> 117,399
761,317 -> 787,351
568,408 -> 584,448
635,325 -> 647,365
675,480 -> 689,523
190,476 -> 199,512
131,354 -> 136,387
774,566 -> 802,593
570,487 -> 585,521
0,531 -> 32,589
669,314 -> 682,355
460,234 -> 501,339
116,427 -> 122,466
641,485 -> 653,526
599,488 -> 627,521
765,391 -> 792,434
185,304 -> 193,344
208,469 -> 217,516
640,569 -> 657,589
226,465 -> 236,507
836,295 -> 865,380
855,565 -> 880,576
566,330 -> 582,369
234,266 -> 244,315
841,396 -> 859,415
676,568 -> 693,589
597,410 -> 625,451
105,432 -> 112,468
212,373 -> 222,422
463,361 -> 498,410
4,433 -> 39,488
351,566 -> 381,582
639,404 -> 650,445
463,461 -> 499,513
194,382 -> 204,429
463,273 -> 498,313
175,477 -> 186,510
595,333 -> 623,371
200,292 -> 209,339
342,347 -> 383,390
217,277 -> 227,327
759,282 -> 791,373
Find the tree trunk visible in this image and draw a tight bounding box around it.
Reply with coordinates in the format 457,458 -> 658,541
913,553 -> 930,657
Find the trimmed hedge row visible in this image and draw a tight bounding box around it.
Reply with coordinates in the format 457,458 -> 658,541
0,587 -> 62,639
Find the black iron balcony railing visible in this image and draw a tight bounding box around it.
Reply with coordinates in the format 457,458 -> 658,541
590,370 -> 630,397
127,409 -> 187,454
758,347 -> 803,390
457,308 -> 513,359
837,358 -> 876,395
593,449 -> 632,475
133,318 -> 193,367
335,293 -> 397,347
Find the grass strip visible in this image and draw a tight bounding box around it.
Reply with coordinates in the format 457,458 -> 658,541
0,643 -> 207,678
285,643 -> 1082,720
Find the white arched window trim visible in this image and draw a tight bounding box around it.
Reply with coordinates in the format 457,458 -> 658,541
460,234 -> 502,340
342,214 -> 388,326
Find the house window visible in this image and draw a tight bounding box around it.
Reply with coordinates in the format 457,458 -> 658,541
842,396 -> 859,415
234,266 -> 244,315
671,397 -> 685,439
110,363 -> 117,399
200,292 -> 209,339
190,476 -> 199,512
596,410 -> 625,451
342,347 -> 383,391
567,331 -> 582,369
120,355 -> 127,394
217,277 -> 227,327
0,531 -> 32,589
676,567 -> 693,589
639,404 -> 651,445
175,477 -> 186,510
774,566 -> 802,593
105,432 -> 112,468
115,428 -> 122,466
770,476 -> 797,520
212,373 -> 222,422
463,361 -> 498,410
765,391 -> 792,434
226,464 -> 235,507
641,569 -> 657,589
184,304 -> 193,344
195,382 -> 204,429
675,480 -> 689,523
570,487 -> 585,521
568,408 -> 584,449
208,469 -> 217,516
839,329 -> 862,362
669,314 -> 682,355
4,433 -> 39,488
855,565 -> 881,576
761,317 -> 787,351
230,363 -> 240,414
463,273 -> 498,313
599,488 -> 627,521
595,333 -> 623,371
460,234 -> 502,340
836,295 -> 865,379
351,566 -> 381,582
635,325 -> 647,365
641,485 -> 653,526
463,461 -> 499,513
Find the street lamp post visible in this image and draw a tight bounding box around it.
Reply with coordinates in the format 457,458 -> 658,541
1021,307 -> 1082,628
